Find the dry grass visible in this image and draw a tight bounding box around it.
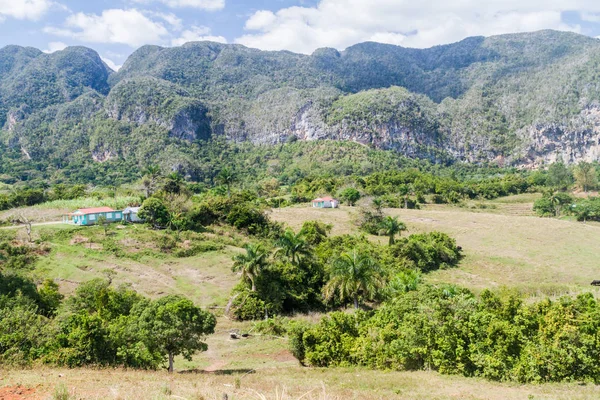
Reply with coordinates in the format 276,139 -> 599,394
2,365 -> 600,400
4,200 -> 600,398
272,203 -> 600,295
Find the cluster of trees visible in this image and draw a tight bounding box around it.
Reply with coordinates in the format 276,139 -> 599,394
0,277 -> 215,372
290,285 -> 600,383
226,219 -> 461,320
137,171 -> 281,238
0,232 -> 215,371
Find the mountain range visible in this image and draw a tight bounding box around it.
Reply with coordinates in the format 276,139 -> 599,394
2,29 -> 600,172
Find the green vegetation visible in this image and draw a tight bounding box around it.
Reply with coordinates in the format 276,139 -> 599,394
4,31 -> 600,181
292,286 -> 600,384
6,30 -> 600,394
0,266 -> 215,370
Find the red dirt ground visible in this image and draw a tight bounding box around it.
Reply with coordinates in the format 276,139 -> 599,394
0,386 -> 39,400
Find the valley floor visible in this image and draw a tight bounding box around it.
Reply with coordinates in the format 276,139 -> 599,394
4,195 -> 600,399
4,363 -> 600,400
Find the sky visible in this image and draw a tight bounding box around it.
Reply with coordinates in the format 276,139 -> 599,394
1,1 -> 600,71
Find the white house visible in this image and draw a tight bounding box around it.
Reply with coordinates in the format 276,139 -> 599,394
311,196 -> 339,208
123,206 -> 143,222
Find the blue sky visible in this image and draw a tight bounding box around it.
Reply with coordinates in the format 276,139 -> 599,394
1,0 -> 600,70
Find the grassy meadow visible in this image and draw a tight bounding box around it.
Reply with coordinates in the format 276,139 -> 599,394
3,194 -> 600,399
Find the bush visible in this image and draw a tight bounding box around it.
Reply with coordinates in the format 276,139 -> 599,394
299,220 -> 332,245
390,232 -> 461,272
338,187 -> 361,206
173,241 -> 223,257
253,317 -> 289,336
228,289 -> 269,321
293,286 -> 600,383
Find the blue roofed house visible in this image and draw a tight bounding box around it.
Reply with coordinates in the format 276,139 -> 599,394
63,207 -> 123,226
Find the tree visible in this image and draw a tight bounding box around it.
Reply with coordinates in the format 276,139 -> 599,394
371,198 -> 384,214
547,162 -> 573,189
299,220 -> 332,246
217,168 -> 235,197
323,249 -> 384,309
339,187 -> 361,206
142,165 -> 162,197
37,279 -> 64,317
379,216 -> 407,246
163,172 -> 184,195
167,212 -> 186,240
136,295 -> 216,373
547,191 -> 573,217
232,243 -> 269,292
398,184 -> 411,209
96,215 -> 110,237
276,229 -> 310,265
574,162 -> 598,193
138,198 -> 170,228
13,212 -> 33,242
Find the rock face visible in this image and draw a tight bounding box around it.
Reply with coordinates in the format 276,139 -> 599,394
4,30 -> 600,168
104,77 -> 211,141
521,105 -> 600,167
289,101 -> 443,161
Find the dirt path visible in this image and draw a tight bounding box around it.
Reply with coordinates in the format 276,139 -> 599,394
203,360 -> 227,372
0,221 -> 62,230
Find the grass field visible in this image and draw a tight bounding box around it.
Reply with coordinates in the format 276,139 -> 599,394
4,196 -> 600,399
26,223 -> 242,306
271,198 -> 600,296
4,359 -> 600,399
0,196 -> 139,224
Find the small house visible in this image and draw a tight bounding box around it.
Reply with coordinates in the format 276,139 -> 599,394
311,196 -> 339,208
63,207 -> 123,226
123,206 -> 143,223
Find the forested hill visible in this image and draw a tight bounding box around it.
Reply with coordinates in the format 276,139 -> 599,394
3,29 -> 600,173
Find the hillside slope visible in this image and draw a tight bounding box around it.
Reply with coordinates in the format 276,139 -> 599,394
2,30 -> 600,171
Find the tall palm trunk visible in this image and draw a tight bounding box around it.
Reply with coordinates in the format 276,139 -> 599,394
353,294 -> 359,309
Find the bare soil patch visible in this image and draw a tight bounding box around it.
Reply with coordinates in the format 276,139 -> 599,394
0,385 -> 38,400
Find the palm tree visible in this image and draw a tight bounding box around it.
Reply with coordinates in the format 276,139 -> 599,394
372,198 -> 383,214
232,243 -> 269,292
276,229 -> 310,265
164,172 -> 184,194
379,216 -> 407,245
323,249 -> 384,309
142,165 -> 162,197
217,168 -> 235,197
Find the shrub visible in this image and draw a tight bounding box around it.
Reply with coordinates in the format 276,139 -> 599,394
228,289 -> 269,321
390,232 -> 461,272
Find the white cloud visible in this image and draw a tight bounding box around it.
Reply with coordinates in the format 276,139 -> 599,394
581,12 -> 600,22
101,56 -> 122,71
132,0 -> 224,11
42,41 -> 67,53
0,0 -> 54,21
235,0 -> 597,54
44,9 -> 169,47
171,26 -> 227,46
146,11 -> 183,31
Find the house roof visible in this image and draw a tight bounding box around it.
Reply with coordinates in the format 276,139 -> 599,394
123,206 -> 140,214
312,196 -> 337,202
72,206 -> 116,215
